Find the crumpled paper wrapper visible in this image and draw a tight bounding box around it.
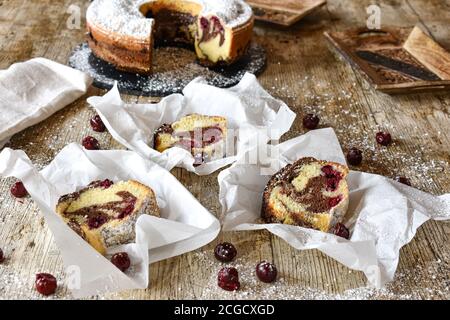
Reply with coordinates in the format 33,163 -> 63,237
218,128 -> 450,287
0,58 -> 92,147
0,144 -> 220,297
87,73 -> 296,175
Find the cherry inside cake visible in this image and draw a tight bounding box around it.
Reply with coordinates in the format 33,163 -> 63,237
56,179 -> 159,255
154,113 -> 227,166
262,157 -> 349,233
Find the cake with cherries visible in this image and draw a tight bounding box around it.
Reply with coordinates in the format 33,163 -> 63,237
154,113 -> 227,166
56,179 -> 159,255
262,158 -> 349,233
86,0 -> 254,74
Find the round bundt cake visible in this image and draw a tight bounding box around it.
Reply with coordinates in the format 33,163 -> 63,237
86,0 -> 254,74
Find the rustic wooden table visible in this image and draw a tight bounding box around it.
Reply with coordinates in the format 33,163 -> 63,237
0,0 -> 449,299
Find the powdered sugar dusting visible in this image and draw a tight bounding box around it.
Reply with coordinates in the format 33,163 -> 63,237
87,0 -> 153,39
169,249 -> 449,300
199,0 -> 253,27
266,75 -> 450,191
87,0 -> 253,40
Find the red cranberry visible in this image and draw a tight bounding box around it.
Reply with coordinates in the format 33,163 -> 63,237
321,165 -> 335,177
203,127 -> 222,145
256,261 -> 277,283
117,201 -> 136,219
328,196 -> 343,208
100,179 -> 114,188
87,215 -> 108,229
90,115 -> 106,132
82,136 -> 100,150
89,179 -> 114,188
211,16 -> 223,31
218,267 -> 240,291
327,179 -> 340,191
376,131 -> 392,146
321,166 -> 342,192
394,176 -> 411,186
35,273 -> 57,296
0,248 -> 4,263
346,147 -> 363,166
200,17 -> 209,29
214,242 -> 237,262
111,252 -> 131,272
302,114 -> 320,130
333,223 -> 350,239
10,181 -> 28,198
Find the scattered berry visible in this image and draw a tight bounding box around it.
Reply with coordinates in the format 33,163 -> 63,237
90,115 -> 106,132
394,176 -> 411,186
256,261 -> 277,283
35,273 -> 57,296
333,223 -> 350,239
82,136 -> 100,150
111,252 -> 131,272
328,195 -> 343,208
376,131 -> 392,146
214,242 -> 237,262
218,267 -> 240,291
10,181 -> 28,198
302,114 -> 320,130
346,147 -> 363,165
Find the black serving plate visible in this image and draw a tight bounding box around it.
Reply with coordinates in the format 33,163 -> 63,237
68,42 -> 266,97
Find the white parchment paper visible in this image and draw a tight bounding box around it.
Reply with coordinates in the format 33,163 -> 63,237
0,144 -> 220,297
218,128 -> 450,288
0,58 -> 92,147
87,73 -> 296,175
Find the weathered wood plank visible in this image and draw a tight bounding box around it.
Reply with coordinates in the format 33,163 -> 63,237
0,0 -> 448,299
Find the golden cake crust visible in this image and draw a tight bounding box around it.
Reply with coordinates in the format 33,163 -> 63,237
87,21 -> 154,74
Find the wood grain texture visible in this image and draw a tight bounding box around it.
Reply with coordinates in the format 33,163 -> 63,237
404,26 -> 450,80
0,0 -> 449,299
324,26 -> 450,93
248,0 -> 326,26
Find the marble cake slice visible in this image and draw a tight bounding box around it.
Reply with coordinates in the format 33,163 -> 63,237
154,113 -> 227,166
262,157 -> 349,232
56,179 -> 159,255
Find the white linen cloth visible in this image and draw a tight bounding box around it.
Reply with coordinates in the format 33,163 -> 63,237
0,58 -> 92,147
